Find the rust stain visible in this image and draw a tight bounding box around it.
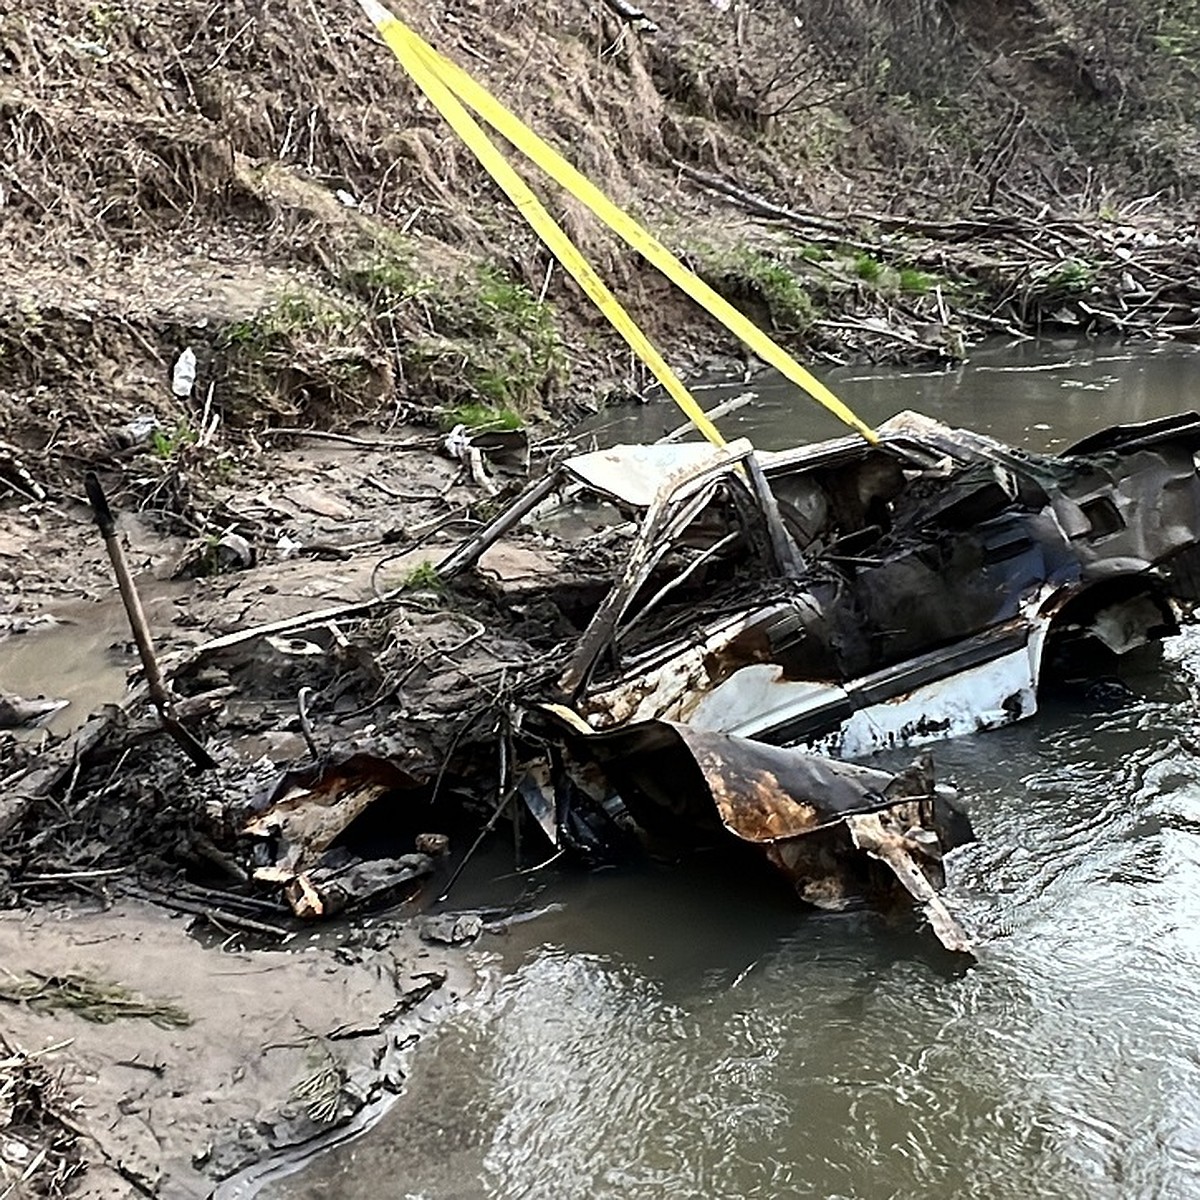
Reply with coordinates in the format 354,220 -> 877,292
695,749 -> 822,842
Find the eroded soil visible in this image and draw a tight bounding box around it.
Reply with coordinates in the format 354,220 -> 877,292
0,900 -> 470,1198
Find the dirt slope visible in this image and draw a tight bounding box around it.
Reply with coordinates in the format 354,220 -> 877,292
2,0 -> 1197,471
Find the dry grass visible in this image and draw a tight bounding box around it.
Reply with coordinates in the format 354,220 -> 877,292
0,1036 -> 81,1199
1,0 -> 1195,484
0,970 -> 192,1029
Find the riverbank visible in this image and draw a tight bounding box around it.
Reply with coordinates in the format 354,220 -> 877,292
4,334 -> 1198,1195
3,0 -> 1199,498
4,0 -> 1200,1192
0,408 -> 580,1195
0,901 -> 472,1199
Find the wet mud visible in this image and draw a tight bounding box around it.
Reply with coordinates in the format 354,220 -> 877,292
0,901 -> 468,1198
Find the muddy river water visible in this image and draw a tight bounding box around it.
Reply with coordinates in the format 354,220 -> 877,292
265,341 -> 1200,1198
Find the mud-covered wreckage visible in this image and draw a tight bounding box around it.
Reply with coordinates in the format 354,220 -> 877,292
245,410 -> 1200,954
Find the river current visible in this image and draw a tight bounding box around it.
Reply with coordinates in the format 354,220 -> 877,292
271,339 -> 1200,1200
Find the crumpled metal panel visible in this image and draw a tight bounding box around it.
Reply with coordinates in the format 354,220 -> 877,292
562,442 -> 739,509
589,719 -> 912,841
539,710 -> 974,950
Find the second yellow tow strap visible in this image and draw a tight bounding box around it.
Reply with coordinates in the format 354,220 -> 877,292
356,0 -> 877,446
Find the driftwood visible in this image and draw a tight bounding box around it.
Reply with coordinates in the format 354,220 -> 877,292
676,165 -> 1200,363
85,473 -> 216,771
659,391 -> 757,443
256,428 -> 435,451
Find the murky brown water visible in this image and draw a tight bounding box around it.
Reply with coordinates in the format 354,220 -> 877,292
584,335 -> 1200,455
0,604 -> 134,739
214,340 -> 1200,1198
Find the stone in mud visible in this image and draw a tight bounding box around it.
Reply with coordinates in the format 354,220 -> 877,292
0,691 -> 68,729
419,913 -> 484,946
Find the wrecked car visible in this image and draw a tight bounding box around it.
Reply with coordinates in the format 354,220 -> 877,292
447,410 -> 1200,750
428,410 -> 1200,949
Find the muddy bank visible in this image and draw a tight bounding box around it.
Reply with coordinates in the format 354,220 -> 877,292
0,900 -> 474,1198
3,0 -> 1200,501
0,428 -> 515,1194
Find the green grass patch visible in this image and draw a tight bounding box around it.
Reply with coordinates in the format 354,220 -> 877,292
401,560 -> 442,591
1040,258 -> 1096,295
898,267 -> 937,294
693,244 -> 816,333
221,289 -> 360,352
440,402 -> 523,432
402,263 -> 565,414
150,420 -> 197,459
853,253 -> 884,283
217,287 -> 379,423
338,230 -> 426,307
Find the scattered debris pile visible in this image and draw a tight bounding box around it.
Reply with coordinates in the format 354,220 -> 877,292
0,1035 -> 81,1199
244,755 -> 451,919
685,170 -> 1200,362
7,409 -> 1200,954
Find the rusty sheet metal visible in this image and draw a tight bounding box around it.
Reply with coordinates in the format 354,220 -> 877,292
670,724 -> 906,842
539,713 -> 911,840
845,809 -> 972,954
541,711 -> 974,950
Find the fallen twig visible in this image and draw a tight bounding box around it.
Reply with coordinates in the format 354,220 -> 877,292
258,428 -> 434,451
127,888 -> 293,942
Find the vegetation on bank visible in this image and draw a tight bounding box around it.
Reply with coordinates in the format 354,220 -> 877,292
0,0 -> 1197,465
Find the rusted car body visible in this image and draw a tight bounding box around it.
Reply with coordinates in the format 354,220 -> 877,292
439,410 -> 1200,949
549,411 -> 1200,747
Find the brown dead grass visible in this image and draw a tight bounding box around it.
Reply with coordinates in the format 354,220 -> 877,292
0,1034 -> 81,1198
0,0 -> 1195,473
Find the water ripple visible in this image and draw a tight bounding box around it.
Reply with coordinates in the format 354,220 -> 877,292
273,644 -> 1200,1200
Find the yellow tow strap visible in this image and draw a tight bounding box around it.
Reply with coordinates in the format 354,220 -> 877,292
356,0 -> 877,446
357,5 -> 722,446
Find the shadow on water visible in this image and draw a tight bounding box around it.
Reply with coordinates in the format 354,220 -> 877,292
267,339 -> 1200,1200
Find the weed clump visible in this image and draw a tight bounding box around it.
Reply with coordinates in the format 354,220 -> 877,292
853,253 -> 884,283
217,288 -> 382,425
0,970 -> 192,1028
150,420 -> 198,459
694,244 -> 816,333
400,561 -> 442,591
898,267 -> 937,294
338,230 -> 426,309
440,403 -> 523,432
1043,258 -> 1095,293
402,263 -> 565,415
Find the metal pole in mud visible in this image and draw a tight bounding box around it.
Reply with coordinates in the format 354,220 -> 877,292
84,472 -> 217,771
